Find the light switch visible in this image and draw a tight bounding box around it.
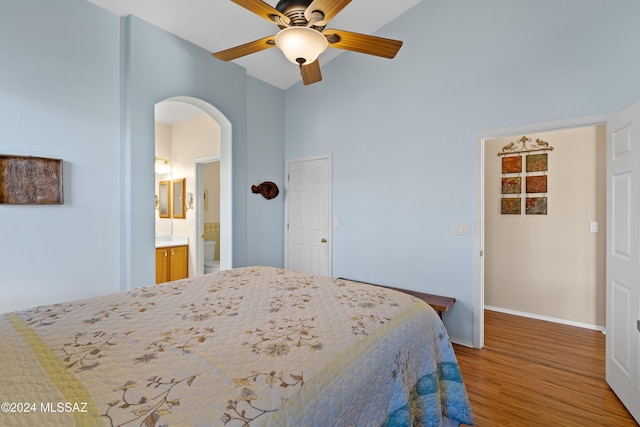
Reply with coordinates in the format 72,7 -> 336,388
590,222 -> 599,233
452,224 -> 471,236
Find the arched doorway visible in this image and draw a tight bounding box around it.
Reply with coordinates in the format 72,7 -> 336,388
155,96 -> 232,273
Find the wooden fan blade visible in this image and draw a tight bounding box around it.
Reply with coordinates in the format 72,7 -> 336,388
231,0 -> 290,25
300,60 -> 322,85
323,29 -> 403,59
304,0 -> 351,26
212,36 -> 275,61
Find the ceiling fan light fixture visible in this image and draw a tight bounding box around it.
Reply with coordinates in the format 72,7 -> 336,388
275,26 -> 328,65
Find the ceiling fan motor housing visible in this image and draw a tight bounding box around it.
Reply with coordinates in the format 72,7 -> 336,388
275,0 -> 325,31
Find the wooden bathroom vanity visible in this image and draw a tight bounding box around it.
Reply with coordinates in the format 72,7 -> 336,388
155,245 -> 188,284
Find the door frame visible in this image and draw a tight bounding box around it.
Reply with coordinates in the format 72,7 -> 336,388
159,96 -> 233,273
194,155 -> 223,275
473,113 -> 608,348
284,153 -> 333,276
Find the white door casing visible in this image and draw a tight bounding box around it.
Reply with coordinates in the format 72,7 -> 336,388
606,99 -> 640,423
195,155 -> 221,276
285,154 -> 332,276
156,96 -> 232,278
471,103 -> 639,420
473,113 -> 608,349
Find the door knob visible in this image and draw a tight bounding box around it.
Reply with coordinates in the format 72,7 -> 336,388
321,238 -> 327,243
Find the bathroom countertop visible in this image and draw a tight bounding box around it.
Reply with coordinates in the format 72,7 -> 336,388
155,235 -> 189,248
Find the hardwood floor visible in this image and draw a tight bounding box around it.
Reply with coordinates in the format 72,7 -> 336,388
453,310 -> 638,426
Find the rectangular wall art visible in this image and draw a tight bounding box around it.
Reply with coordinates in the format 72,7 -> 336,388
498,136 -> 553,216
526,153 -> 548,172
526,197 -> 547,215
526,175 -> 547,193
502,156 -> 522,174
501,198 -> 521,215
501,177 -> 521,194
0,155 -> 64,204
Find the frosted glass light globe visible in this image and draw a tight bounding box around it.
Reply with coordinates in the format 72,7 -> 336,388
275,27 -> 328,65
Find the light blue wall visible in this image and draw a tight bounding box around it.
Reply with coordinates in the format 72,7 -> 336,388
0,0 -> 285,312
3,0 -> 640,344
123,15 -> 252,287
284,0 -> 640,343
246,77 -> 285,267
0,0 -> 122,311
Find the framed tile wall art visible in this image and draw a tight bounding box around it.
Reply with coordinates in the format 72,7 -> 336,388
501,177 -> 521,194
497,136 -> 553,216
501,198 -> 521,215
0,154 -> 64,204
502,156 -> 522,174
526,153 -> 548,172
526,197 -> 547,215
526,175 -> 547,193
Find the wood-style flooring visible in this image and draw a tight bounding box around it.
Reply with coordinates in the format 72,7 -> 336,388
453,310 -> 638,427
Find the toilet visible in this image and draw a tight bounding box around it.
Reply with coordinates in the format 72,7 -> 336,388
203,240 -> 220,274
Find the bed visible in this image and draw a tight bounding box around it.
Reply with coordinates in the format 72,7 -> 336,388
0,266 -> 473,426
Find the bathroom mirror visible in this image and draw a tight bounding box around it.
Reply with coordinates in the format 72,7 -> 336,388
172,178 -> 186,219
158,180 -> 170,218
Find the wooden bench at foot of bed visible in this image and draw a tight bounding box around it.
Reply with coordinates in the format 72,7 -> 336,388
339,278 -> 455,319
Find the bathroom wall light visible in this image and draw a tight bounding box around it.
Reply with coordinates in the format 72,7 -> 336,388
155,157 -> 170,174
185,192 -> 194,210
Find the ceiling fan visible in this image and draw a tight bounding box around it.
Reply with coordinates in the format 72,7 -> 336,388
212,0 -> 403,85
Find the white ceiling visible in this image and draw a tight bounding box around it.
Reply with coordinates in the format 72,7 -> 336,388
85,0 -> 421,90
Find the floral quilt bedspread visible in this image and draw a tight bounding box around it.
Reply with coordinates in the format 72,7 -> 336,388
0,266 -> 473,426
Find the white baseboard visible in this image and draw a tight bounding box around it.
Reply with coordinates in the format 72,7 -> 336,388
485,305 -> 606,334
449,336 -> 474,348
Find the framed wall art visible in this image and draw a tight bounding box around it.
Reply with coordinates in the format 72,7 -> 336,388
0,155 -> 63,204
501,198 -> 521,215
526,153 -> 548,172
501,177 -> 521,194
502,156 -> 522,174
526,197 -> 547,215
497,136 -> 553,216
526,175 -> 547,193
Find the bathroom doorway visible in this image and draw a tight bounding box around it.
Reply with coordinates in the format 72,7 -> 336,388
194,155 -> 221,276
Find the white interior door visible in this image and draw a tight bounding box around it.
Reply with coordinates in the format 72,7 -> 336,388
285,155 -> 332,276
606,99 -> 640,423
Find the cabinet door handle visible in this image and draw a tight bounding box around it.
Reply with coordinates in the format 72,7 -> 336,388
171,249 -> 174,256
164,250 -> 167,257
